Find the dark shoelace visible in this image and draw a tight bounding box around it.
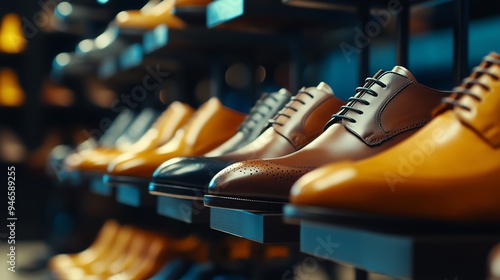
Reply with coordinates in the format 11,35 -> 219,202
239,94 -> 279,134
268,90 -> 314,127
331,77 -> 387,123
442,54 -> 500,111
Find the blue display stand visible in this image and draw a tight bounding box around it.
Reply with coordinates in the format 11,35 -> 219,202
210,208 -> 299,244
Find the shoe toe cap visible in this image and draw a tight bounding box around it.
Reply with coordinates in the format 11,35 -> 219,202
152,157 -> 232,189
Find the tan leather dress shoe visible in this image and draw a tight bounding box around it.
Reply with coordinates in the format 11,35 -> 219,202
206,66 -> 448,211
290,52 -> 500,223
105,97 -> 246,186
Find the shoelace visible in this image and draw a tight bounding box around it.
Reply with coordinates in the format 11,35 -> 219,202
332,77 -> 387,123
239,94 -> 279,133
267,90 -> 314,127
442,54 -> 500,111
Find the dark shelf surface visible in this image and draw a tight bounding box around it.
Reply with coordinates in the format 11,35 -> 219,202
210,208 -> 299,244
300,220 -> 499,280
156,196 -> 209,224
206,0 -> 355,31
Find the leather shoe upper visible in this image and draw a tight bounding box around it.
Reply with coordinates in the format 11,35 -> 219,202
152,82 -> 346,190
209,66 -> 449,201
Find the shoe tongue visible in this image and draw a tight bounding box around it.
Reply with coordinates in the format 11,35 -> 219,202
391,66 -> 417,81
316,82 -> 334,95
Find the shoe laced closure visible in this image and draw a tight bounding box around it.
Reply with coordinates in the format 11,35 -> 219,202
331,77 -> 387,123
442,54 -> 500,111
268,89 -> 315,127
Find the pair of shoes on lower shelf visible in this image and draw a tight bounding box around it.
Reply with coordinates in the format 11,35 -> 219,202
49,220 -> 208,280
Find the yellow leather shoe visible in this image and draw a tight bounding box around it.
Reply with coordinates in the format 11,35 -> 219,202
0,68 -> 25,107
0,13 -> 26,53
49,220 -> 121,271
105,97 -> 246,186
66,102 -> 194,173
290,52 -> 500,223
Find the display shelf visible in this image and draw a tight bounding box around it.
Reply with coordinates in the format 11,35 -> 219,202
156,196 -> 210,224
210,208 -> 299,244
115,184 -> 156,208
206,0 -> 355,31
173,5 -> 207,26
89,176 -> 113,196
298,220 -> 499,280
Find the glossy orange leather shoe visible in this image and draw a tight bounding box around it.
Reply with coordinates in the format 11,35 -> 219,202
65,102 -> 194,174
104,97 -> 246,187
289,52 -> 500,223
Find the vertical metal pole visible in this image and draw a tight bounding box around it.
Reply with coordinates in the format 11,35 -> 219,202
358,4 -> 370,85
453,0 -> 469,85
396,0 -> 410,67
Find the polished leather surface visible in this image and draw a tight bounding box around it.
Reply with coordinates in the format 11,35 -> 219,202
152,83 -> 345,190
106,97 -> 246,179
291,53 -> 500,222
208,66 -> 449,201
205,89 -> 292,157
68,102 -> 195,173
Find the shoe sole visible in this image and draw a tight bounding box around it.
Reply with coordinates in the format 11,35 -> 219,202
148,182 -> 204,200
103,175 -> 150,188
204,195 -> 286,212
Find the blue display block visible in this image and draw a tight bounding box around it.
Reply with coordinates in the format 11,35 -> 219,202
156,196 -> 209,224
90,177 -> 112,196
210,208 -> 299,244
115,184 -> 155,208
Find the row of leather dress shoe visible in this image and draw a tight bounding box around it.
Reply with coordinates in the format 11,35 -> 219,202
49,219 -> 290,280
61,52 -> 498,220
53,52 -> 500,278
